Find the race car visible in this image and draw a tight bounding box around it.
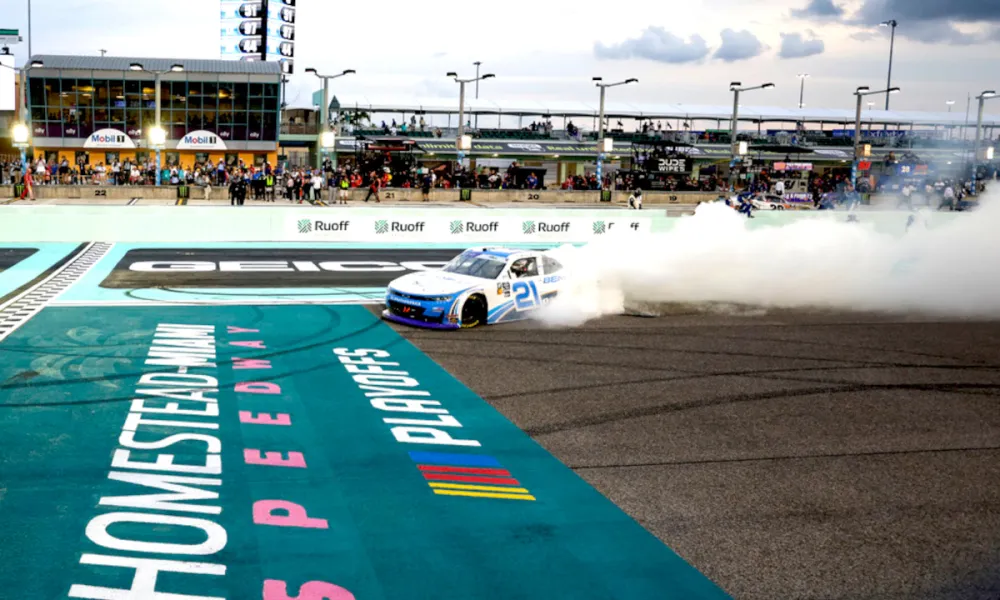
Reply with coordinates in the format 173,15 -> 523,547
382,247 -> 565,329
749,193 -> 796,210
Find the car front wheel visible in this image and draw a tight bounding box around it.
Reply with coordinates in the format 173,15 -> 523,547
460,295 -> 487,328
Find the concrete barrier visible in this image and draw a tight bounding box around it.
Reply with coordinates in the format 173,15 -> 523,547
0,205 -> 668,242
1,184 -> 721,205
0,202 -> 964,243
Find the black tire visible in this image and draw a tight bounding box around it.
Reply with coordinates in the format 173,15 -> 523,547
460,295 -> 487,328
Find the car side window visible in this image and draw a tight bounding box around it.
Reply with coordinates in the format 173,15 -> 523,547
509,257 -> 538,279
542,256 -> 563,274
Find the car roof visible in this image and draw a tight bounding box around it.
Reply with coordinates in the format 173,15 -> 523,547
471,247 -> 535,260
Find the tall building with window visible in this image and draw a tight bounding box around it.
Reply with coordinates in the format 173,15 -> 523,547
26,55 -> 280,169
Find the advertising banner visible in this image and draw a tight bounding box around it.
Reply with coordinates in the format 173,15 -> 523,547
654,157 -> 693,174
83,128 -> 136,150
287,215 -> 653,242
177,130 -> 228,150
0,54 -> 14,112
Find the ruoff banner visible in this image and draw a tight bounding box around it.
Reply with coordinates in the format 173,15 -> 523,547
287,215 -> 653,242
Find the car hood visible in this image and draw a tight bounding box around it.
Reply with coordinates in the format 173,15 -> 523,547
388,271 -> 487,297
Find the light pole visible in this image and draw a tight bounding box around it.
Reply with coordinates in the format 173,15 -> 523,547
130,62 -> 184,186
852,85 -> 900,187
797,74 -> 809,109
305,68 -> 356,169
971,90 -> 997,197
946,100 -> 955,112
879,20 -> 898,111
728,81 -> 775,191
447,70 -> 495,172
474,61 -> 482,99
593,76 -> 637,190
1,58 -> 43,173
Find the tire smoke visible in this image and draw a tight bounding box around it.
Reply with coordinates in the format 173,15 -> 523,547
537,195 -> 1000,326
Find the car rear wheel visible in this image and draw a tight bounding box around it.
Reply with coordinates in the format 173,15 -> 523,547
460,295 -> 487,328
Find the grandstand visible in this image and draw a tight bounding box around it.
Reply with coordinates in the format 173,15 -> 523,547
330,98 -> 1000,138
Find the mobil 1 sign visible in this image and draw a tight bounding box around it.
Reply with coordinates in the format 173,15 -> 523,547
287,215 -> 652,242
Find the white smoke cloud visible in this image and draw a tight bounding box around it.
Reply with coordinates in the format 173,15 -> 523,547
538,195 -> 1000,326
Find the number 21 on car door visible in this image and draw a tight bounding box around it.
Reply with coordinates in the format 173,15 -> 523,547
512,280 -> 542,311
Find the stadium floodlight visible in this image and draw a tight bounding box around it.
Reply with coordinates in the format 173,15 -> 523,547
879,20 -> 898,111
593,77 -> 638,191
305,69 -> 356,169
148,126 -> 166,148
12,123 -> 29,146
728,82 -> 775,189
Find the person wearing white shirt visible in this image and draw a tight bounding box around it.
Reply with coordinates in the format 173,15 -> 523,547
311,172 -> 322,200
940,184 -> 955,210
628,189 -> 643,209
774,180 -> 785,196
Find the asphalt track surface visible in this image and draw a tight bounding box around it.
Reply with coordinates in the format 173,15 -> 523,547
386,308 -> 1000,600
0,248 -> 36,271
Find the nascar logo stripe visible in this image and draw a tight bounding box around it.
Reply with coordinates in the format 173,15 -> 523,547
422,472 -> 521,486
408,451 -> 501,467
408,451 -> 535,501
417,465 -> 511,476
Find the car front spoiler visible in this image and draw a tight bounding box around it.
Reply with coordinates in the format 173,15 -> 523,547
381,310 -> 461,330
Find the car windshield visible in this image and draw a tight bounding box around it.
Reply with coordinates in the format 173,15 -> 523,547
442,252 -> 508,279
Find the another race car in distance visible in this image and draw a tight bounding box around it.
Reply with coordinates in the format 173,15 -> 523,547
750,193 -> 797,210
382,247 -> 566,329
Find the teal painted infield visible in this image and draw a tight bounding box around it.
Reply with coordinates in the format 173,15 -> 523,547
0,304 -> 727,599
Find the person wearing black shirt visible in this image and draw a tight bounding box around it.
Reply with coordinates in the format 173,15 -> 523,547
229,176 -> 239,206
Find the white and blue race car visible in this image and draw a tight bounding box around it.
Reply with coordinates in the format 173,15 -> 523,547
382,247 -> 566,329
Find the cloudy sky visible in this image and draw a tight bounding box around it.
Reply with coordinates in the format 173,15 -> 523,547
5,0 -> 999,116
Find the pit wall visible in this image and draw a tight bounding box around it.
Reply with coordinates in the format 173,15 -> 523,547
0,205 -> 962,243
